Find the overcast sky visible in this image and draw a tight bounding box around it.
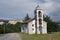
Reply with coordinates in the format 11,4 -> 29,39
0,0 -> 60,22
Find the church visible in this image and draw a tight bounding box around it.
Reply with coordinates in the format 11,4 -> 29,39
21,5 -> 47,34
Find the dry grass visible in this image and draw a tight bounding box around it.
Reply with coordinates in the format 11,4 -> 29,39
19,32 -> 60,40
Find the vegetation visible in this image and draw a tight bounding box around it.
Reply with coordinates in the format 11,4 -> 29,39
44,15 -> 60,33
19,32 -> 60,40
0,14 -> 60,34
24,13 -> 30,21
0,25 -> 3,34
0,22 -> 21,34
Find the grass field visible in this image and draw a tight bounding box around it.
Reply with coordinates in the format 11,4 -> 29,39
19,32 -> 60,40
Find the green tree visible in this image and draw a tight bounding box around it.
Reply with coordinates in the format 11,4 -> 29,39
44,15 -> 51,22
0,25 -> 4,34
14,22 -> 21,32
5,23 -> 15,33
24,14 -> 30,21
0,21 -> 22,34
44,15 -> 59,33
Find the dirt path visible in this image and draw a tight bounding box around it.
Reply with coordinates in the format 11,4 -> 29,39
0,33 -> 21,40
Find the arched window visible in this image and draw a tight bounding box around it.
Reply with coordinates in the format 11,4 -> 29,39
38,11 -> 41,17
39,19 -> 42,24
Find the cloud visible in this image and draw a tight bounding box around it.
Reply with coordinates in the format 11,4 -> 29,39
0,0 -> 37,20
0,0 -> 60,22
38,0 -> 60,22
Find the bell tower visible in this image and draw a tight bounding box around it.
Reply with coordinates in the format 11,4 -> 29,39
34,5 -> 43,34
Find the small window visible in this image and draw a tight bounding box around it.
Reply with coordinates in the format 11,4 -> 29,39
32,28 -> 34,31
32,24 -> 34,27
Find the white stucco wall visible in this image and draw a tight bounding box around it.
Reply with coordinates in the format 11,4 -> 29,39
21,20 -> 47,34
21,24 -> 28,33
42,21 -> 47,34
28,20 -> 47,34
28,20 -> 35,34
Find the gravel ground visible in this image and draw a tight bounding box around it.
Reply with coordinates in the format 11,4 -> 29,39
0,33 -> 21,40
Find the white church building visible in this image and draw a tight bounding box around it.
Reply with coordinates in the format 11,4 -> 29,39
21,5 -> 47,34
